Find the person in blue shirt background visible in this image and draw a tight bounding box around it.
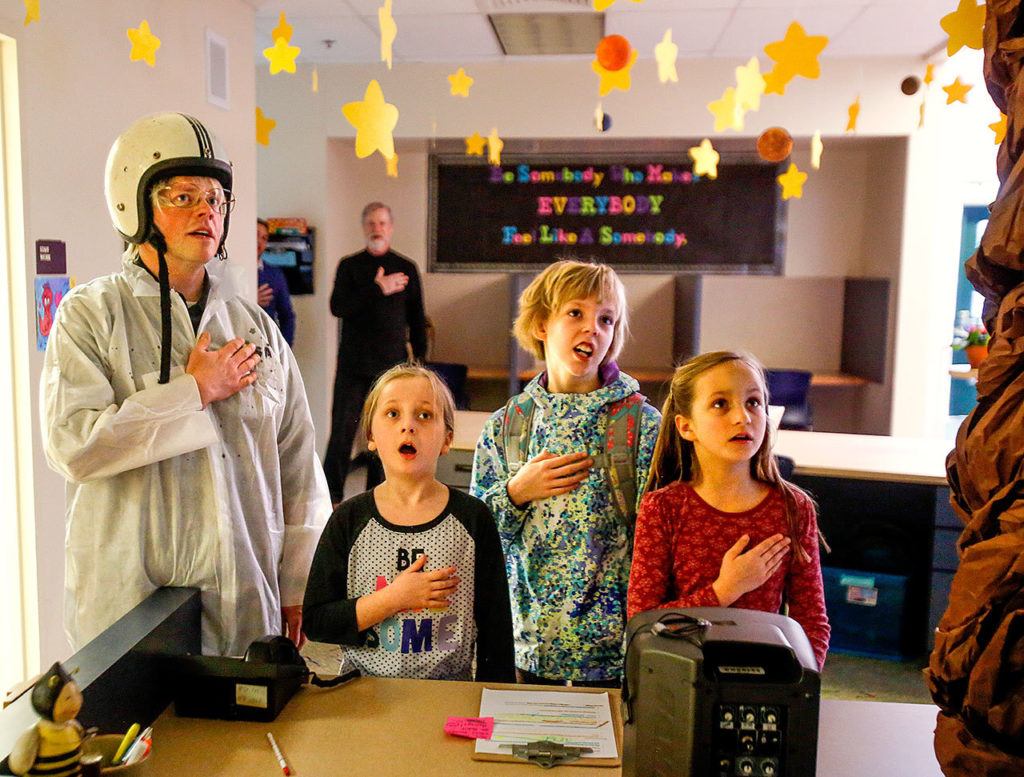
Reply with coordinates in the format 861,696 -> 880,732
257,218 -> 296,347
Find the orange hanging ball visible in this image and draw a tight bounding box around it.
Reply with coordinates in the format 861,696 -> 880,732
757,127 -> 794,163
596,35 -> 631,71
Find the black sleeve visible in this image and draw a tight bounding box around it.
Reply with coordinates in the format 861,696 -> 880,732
405,262 -> 429,361
302,496 -> 372,646
465,495 -> 517,682
329,255 -> 376,320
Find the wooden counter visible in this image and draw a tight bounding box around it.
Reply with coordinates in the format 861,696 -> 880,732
146,677 -> 941,777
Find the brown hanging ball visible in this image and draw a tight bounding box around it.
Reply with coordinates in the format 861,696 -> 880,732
756,127 -> 794,163
901,76 -> 921,96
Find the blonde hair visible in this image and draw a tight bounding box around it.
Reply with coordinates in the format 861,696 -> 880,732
512,259 -> 629,364
361,362 -> 456,445
647,350 -> 825,563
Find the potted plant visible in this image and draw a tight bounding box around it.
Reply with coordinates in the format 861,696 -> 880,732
952,319 -> 991,368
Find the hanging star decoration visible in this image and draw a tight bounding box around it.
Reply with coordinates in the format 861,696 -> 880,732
811,130 -> 824,170
943,77 -> 972,104
465,132 -> 486,156
448,68 -> 474,97
762,22 -> 829,96
654,29 -> 679,84
707,87 -> 744,132
312,67 -> 319,93
990,113 -> 1008,145
263,37 -> 300,75
379,0 -> 397,70
924,63 -> 935,86
127,20 -> 162,67
846,96 -> 860,132
23,0 -> 39,26
592,49 -> 638,96
777,162 -> 808,200
487,128 -> 504,166
940,0 -> 985,57
735,57 -> 766,112
342,80 -> 399,159
688,138 -> 720,180
386,153 -> 399,178
256,107 -> 276,146
272,11 -> 293,44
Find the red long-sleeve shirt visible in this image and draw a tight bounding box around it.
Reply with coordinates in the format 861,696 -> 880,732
627,480 -> 830,668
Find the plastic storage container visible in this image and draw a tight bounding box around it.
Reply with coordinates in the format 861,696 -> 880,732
822,566 -> 909,659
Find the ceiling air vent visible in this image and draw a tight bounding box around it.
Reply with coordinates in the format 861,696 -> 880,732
478,0 -> 603,56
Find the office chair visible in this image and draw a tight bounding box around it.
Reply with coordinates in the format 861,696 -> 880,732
425,362 -> 471,409
766,369 -> 813,431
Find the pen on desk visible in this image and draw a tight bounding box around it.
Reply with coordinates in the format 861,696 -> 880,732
113,723 -> 140,765
267,732 -> 292,776
122,726 -> 152,765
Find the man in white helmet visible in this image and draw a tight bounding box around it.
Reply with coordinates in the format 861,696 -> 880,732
40,112 -> 330,656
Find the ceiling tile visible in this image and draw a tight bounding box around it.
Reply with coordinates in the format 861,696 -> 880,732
606,9 -> 735,56
377,13 -> 503,61
257,15 -> 380,63
826,1 -> 951,56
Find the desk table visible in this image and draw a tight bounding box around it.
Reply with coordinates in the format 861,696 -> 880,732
147,678 -> 940,776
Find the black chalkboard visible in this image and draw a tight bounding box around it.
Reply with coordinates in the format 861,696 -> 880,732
428,153 -> 787,273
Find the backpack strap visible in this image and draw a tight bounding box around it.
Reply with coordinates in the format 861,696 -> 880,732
592,393 -> 647,527
501,393 -> 535,475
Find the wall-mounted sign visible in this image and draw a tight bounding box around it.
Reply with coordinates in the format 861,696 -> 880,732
36,239 -> 67,274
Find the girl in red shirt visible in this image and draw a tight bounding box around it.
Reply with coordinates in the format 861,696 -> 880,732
626,351 -> 829,668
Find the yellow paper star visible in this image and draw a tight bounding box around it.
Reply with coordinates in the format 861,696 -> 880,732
924,63 -> 936,85
811,130 -> 823,170
127,20 -> 161,67
594,102 -> 605,131
312,66 -> 319,93
990,113 -> 1007,144
688,138 -> 720,180
385,153 -> 399,178
342,80 -> 399,160
940,0 -> 985,57
846,96 -> 860,132
943,77 -> 972,104
778,162 -> 808,200
379,0 -> 397,70
764,22 -> 828,83
707,87 -> 744,132
272,11 -> 293,44
919,101 -> 927,129
263,36 -> 301,75
255,107 -> 276,147
763,66 -> 792,96
487,128 -> 504,166
654,29 -> 679,84
24,0 -> 39,26
594,0 -> 644,9
592,49 -> 638,97
465,132 -> 486,156
448,68 -> 474,97
735,57 -> 766,112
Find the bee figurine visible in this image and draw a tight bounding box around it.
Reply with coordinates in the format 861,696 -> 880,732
9,662 -> 85,777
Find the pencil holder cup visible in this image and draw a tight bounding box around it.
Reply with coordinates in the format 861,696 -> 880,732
82,733 -> 151,775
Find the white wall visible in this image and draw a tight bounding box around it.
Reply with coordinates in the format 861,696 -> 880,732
1,0 -> 257,669
257,58 -> 919,441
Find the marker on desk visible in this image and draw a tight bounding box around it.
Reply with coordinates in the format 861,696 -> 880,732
267,732 -> 291,776
122,726 -> 152,765
113,723 -> 140,765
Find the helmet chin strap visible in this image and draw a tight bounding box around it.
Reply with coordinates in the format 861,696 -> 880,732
148,228 -> 173,385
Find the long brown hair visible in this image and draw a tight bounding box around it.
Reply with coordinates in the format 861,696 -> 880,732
646,351 -> 826,563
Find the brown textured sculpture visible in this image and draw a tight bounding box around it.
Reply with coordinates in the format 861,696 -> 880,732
925,2 -> 1024,774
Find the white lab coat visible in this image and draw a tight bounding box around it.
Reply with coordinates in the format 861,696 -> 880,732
41,250 -> 330,656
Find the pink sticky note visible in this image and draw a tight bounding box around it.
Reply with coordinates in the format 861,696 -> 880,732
444,716 -> 494,739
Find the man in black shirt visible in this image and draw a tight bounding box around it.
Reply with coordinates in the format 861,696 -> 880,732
324,202 -> 428,502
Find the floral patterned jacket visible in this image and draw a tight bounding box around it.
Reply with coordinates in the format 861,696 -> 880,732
470,369 -> 661,682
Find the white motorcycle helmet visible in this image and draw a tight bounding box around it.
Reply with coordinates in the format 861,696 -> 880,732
105,112 -> 233,252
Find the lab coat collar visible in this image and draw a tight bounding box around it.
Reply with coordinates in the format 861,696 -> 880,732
121,246 -> 244,303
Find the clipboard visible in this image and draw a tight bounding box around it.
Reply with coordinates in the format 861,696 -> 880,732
470,682 -> 623,768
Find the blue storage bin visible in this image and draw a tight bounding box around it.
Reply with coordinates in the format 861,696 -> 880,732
822,566 -> 909,659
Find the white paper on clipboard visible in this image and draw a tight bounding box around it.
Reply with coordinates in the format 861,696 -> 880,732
474,688 -> 619,759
